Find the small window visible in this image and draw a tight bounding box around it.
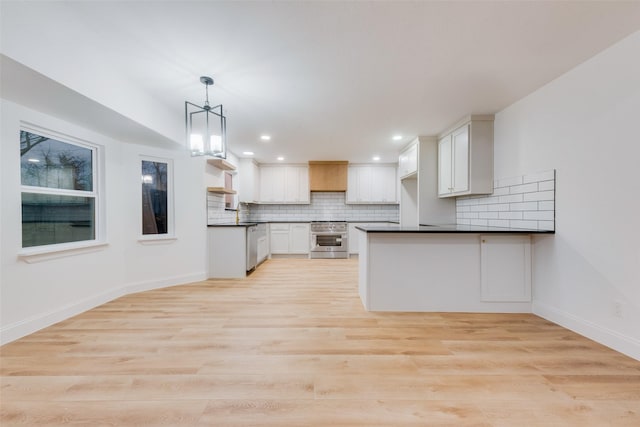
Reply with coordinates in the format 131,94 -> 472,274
224,171 -> 235,209
20,130 -> 98,248
141,158 -> 173,236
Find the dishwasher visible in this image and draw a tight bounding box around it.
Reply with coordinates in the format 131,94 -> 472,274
246,223 -> 267,271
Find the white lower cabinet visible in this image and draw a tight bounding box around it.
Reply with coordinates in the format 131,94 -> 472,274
289,223 -> 310,253
480,235 -> 531,302
269,223 -> 310,255
269,224 -> 291,254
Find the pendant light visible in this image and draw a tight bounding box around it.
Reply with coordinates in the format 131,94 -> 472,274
185,76 -> 227,158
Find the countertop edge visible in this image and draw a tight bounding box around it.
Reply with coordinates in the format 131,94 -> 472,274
355,225 -> 555,234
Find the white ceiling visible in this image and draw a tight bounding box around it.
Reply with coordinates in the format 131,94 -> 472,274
2,1 -> 640,163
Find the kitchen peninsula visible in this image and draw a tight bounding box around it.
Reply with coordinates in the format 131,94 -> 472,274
356,224 -> 554,313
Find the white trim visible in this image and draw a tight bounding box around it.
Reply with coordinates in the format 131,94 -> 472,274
137,235 -> 178,244
18,241 -> 109,263
0,271 -> 207,345
19,123 -> 105,249
533,301 -> 640,361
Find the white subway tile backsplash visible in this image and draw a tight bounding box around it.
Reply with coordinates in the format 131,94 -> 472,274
499,211 -> 523,220
523,211 -> 555,221
470,219 -> 489,226
523,190 -> 555,202
491,186 -> 510,196
538,180 -> 555,191
456,169 -> 555,231
509,202 -> 538,211
499,194 -> 524,203
478,212 -> 499,219
509,182 -> 538,194
509,220 -> 538,229
477,196 -> 499,205
538,201 -> 555,211
218,192 -> 400,223
487,203 -> 510,212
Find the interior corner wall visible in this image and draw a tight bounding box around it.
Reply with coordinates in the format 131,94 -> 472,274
493,31 -> 640,360
0,99 -> 208,344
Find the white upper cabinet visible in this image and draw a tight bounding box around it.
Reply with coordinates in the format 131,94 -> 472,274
347,164 -> 397,204
284,165 -> 310,203
438,115 -> 494,198
259,165 -> 310,204
238,158 -> 260,203
398,143 -> 418,179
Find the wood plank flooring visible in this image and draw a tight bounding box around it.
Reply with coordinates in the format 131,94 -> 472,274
1,258 -> 639,426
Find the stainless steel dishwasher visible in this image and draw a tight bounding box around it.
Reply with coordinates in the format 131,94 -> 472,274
246,223 -> 267,271
246,225 -> 259,271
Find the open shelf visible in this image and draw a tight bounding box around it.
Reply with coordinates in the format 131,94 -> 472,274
207,158 -> 236,171
207,187 -> 237,194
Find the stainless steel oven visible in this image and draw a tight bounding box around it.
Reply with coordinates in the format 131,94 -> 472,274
310,221 -> 348,259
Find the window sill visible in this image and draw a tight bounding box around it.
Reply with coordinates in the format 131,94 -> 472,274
18,241 -> 109,264
137,235 -> 178,245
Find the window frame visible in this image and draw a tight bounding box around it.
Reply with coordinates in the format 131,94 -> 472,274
18,123 -> 106,260
138,155 -> 176,243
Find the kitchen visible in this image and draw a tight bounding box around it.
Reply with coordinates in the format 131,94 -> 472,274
1,1 -> 640,424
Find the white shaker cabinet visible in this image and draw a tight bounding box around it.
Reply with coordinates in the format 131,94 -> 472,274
260,165 -> 309,204
269,223 -> 310,254
480,235 -> 531,302
289,223 -> 311,254
269,223 -> 290,254
347,164 -> 397,204
438,115 -> 493,198
398,143 -> 418,179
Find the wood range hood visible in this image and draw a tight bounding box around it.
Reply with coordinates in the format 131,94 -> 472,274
308,161 -> 348,192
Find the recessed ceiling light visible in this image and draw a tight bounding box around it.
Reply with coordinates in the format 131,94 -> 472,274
242,151 -> 254,156
277,156 -> 284,161
260,135 -> 271,141
392,135 -> 402,141
372,156 -> 381,161
27,158 -> 40,163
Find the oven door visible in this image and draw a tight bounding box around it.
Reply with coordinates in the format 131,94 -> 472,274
311,232 -> 348,253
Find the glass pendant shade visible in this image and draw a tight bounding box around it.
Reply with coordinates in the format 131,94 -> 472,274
185,76 -> 227,158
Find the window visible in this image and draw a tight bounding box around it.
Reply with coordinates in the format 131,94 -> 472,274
141,158 -> 173,237
224,171 -> 235,209
20,129 -> 98,248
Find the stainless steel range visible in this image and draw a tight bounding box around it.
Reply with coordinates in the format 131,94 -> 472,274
310,221 -> 348,259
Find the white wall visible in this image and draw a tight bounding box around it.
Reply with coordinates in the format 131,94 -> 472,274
0,100 -> 208,344
494,31 -> 640,359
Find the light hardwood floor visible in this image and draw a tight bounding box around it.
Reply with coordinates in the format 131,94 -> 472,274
1,258 -> 639,426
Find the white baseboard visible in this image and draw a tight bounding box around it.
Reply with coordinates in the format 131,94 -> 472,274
0,271 -> 208,345
533,301 -> 640,361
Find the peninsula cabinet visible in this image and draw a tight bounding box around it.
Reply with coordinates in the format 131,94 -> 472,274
438,115 -> 494,198
480,235 -> 531,302
347,164 -> 397,204
259,165 -> 310,204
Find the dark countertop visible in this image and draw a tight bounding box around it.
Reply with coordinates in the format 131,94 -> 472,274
208,220 -> 399,227
208,222 -> 264,227
355,224 -> 555,234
